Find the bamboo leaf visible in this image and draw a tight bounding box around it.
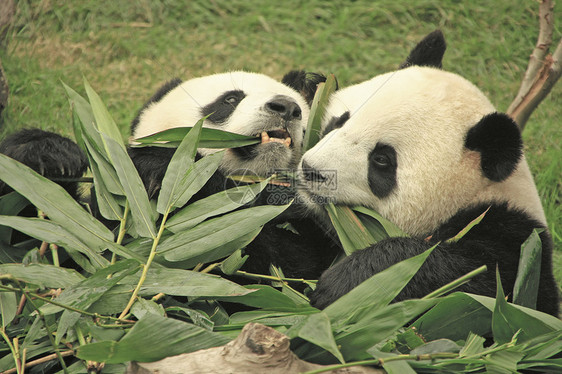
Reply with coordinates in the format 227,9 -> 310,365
512,229 -> 542,309
352,206 -> 407,238
41,259 -> 140,316
0,216 -> 109,269
119,267 -> 253,298
62,82 -> 98,153
102,134 -> 157,238
133,127 -> 260,148
446,207 -> 489,243
287,312 -> 344,363
157,118 -> 203,214
166,179 -> 269,232
0,263 -> 84,288
159,151 -> 224,215
0,154 -> 115,248
219,249 -> 249,275
324,245 -> 436,326
492,268 -> 555,344
0,192 -> 29,244
325,203 -> 375,255
161,204 -> 289,264
412,292 -> 492,342
0,290 -> 17,328
303,74 -> 337,152
83,78 -> 125,149
76,314 -> 230,363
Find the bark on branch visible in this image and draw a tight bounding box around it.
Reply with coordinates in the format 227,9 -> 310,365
507,0 -> 562,130
127,323 -> 383,374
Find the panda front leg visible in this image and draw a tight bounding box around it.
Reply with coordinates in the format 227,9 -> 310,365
309,237 -> 493,310
0,129 -> 88,197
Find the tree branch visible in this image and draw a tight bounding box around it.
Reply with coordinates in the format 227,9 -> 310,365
507,0 -> 561,130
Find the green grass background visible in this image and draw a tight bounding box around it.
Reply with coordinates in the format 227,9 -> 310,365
1,0 -> 560,288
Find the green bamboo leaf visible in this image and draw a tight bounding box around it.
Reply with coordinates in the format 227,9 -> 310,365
324,245 -> 436,326
0,263 -> 84,288
162,227 -> 261,267
215,284 -> 308,309
459,332 -> 486,357
161,204 -> 288,264
219,249 -> 249,275
287,311 -> 344,363
166,179 -> 269,232
82,134 -> 125,220
102,134 -> 157,238
159,151 -> 224,215
492,269 -> 555,344
157,118 -> 203,214
0,154 -> 115,249
41,259 -> 140,316
0,216 -> 109,269
446,207 -> 489,243
83,78 -> 125,149
302,74 -> 337,152
131,298 -> 165,320
62,82 -> 98,153
325,203 -> 374,255
512,229 -> 542,309
119,267 -> 253,298
352,206 -> 407,238
367,348 -> 417,374
0,291 -> 17,328
133,127 -> 260,148
467,293 -> 562,330
409,339 -> 461,355
0,191 -> 29,244
76,314 -> 230,363
412,292 -> 492,342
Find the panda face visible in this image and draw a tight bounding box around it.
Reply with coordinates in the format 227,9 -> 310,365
299,66 -> 545,235
131,71 -> 310,176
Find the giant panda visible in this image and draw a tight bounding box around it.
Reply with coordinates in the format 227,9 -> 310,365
126,70 -> 340,279
0,70 -> 339,279
298,50 -> 560,316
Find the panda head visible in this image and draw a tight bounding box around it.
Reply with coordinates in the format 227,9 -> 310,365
130,71 -> 323,176
299,66 -> 546,236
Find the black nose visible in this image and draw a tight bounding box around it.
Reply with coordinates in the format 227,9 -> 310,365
266,95 -> 302,121
301,159 -> 326,182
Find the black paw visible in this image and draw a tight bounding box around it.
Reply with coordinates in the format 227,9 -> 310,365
0,129 -> 88,196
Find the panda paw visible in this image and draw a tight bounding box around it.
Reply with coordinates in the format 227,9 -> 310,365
309,254 -> 372,309
0,129 -> 87,179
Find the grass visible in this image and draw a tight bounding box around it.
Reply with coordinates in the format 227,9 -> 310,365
0,0 -> 560,286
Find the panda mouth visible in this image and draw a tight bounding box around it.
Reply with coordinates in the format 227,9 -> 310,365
259,129 -> 292,147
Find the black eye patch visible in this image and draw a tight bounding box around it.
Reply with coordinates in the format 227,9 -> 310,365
201,90 -> 246,124
322,111 -> 350,137
368,143 -> 397,198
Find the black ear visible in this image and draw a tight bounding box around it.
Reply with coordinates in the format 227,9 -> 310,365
465,112 -> 523,182
399,30 -> 446,69
282,70 -> 336,106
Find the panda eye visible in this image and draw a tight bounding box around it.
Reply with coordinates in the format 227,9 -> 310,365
371,154 -> 390,168
224,95 -> 240,105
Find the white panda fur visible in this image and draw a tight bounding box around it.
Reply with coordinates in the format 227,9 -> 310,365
300,64 -> 559,315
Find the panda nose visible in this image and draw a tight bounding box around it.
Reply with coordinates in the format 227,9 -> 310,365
266,95 -> 302,121
301,159 -> 326,182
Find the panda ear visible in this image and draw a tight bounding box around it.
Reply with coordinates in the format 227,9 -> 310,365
399,30 -> 446,69
282,70 -> 336,106
465,112 -> 523,182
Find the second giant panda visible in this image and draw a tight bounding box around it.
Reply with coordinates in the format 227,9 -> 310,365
298,57 -> 560,316
127,70 -> 339,279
